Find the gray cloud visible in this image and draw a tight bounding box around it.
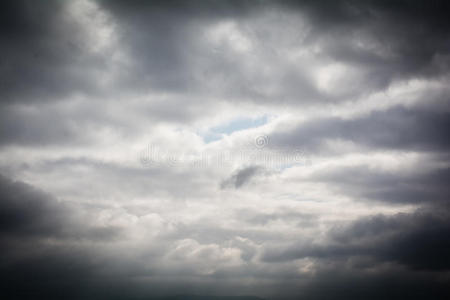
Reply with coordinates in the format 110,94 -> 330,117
2,0 -> 449,107
281,0 -> 450,82
306,165 -> 450,204
271,105 -> 450,153
0,174 -> 121,241
0,175 -> 128,299
95,0 -> 450,105
221,166 -> 263,189
262,207 -> 450,272
0,1 -> 110,104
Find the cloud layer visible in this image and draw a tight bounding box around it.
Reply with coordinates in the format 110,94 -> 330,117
1,1 -> 449,299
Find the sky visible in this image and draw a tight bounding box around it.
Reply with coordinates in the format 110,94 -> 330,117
0,0 -> 450,299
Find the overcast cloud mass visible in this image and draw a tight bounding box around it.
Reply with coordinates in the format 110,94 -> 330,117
1,0 -> 450,299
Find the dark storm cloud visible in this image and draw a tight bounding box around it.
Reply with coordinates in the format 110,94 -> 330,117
281,0 -> 450,82
0,175 -> 129,299
1,0 -> 449,108
0,174 -> 120,240
306,165 -> 450,204
271,105 -> 450,153
262,208 -> 450,272
0,0 -> 109,104
0,0 -> 265,105
93,1 -> 321,103
330,209 -> 450,271
89,0 -> 266,98
94,0 -> 450,104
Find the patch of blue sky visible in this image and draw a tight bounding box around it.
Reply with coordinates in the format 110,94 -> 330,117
201,115 -> 269,143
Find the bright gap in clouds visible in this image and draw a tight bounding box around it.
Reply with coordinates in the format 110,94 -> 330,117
201,115 -> 269,143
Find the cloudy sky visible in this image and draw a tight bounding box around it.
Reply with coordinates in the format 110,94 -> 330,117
1,0 -> 450,299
